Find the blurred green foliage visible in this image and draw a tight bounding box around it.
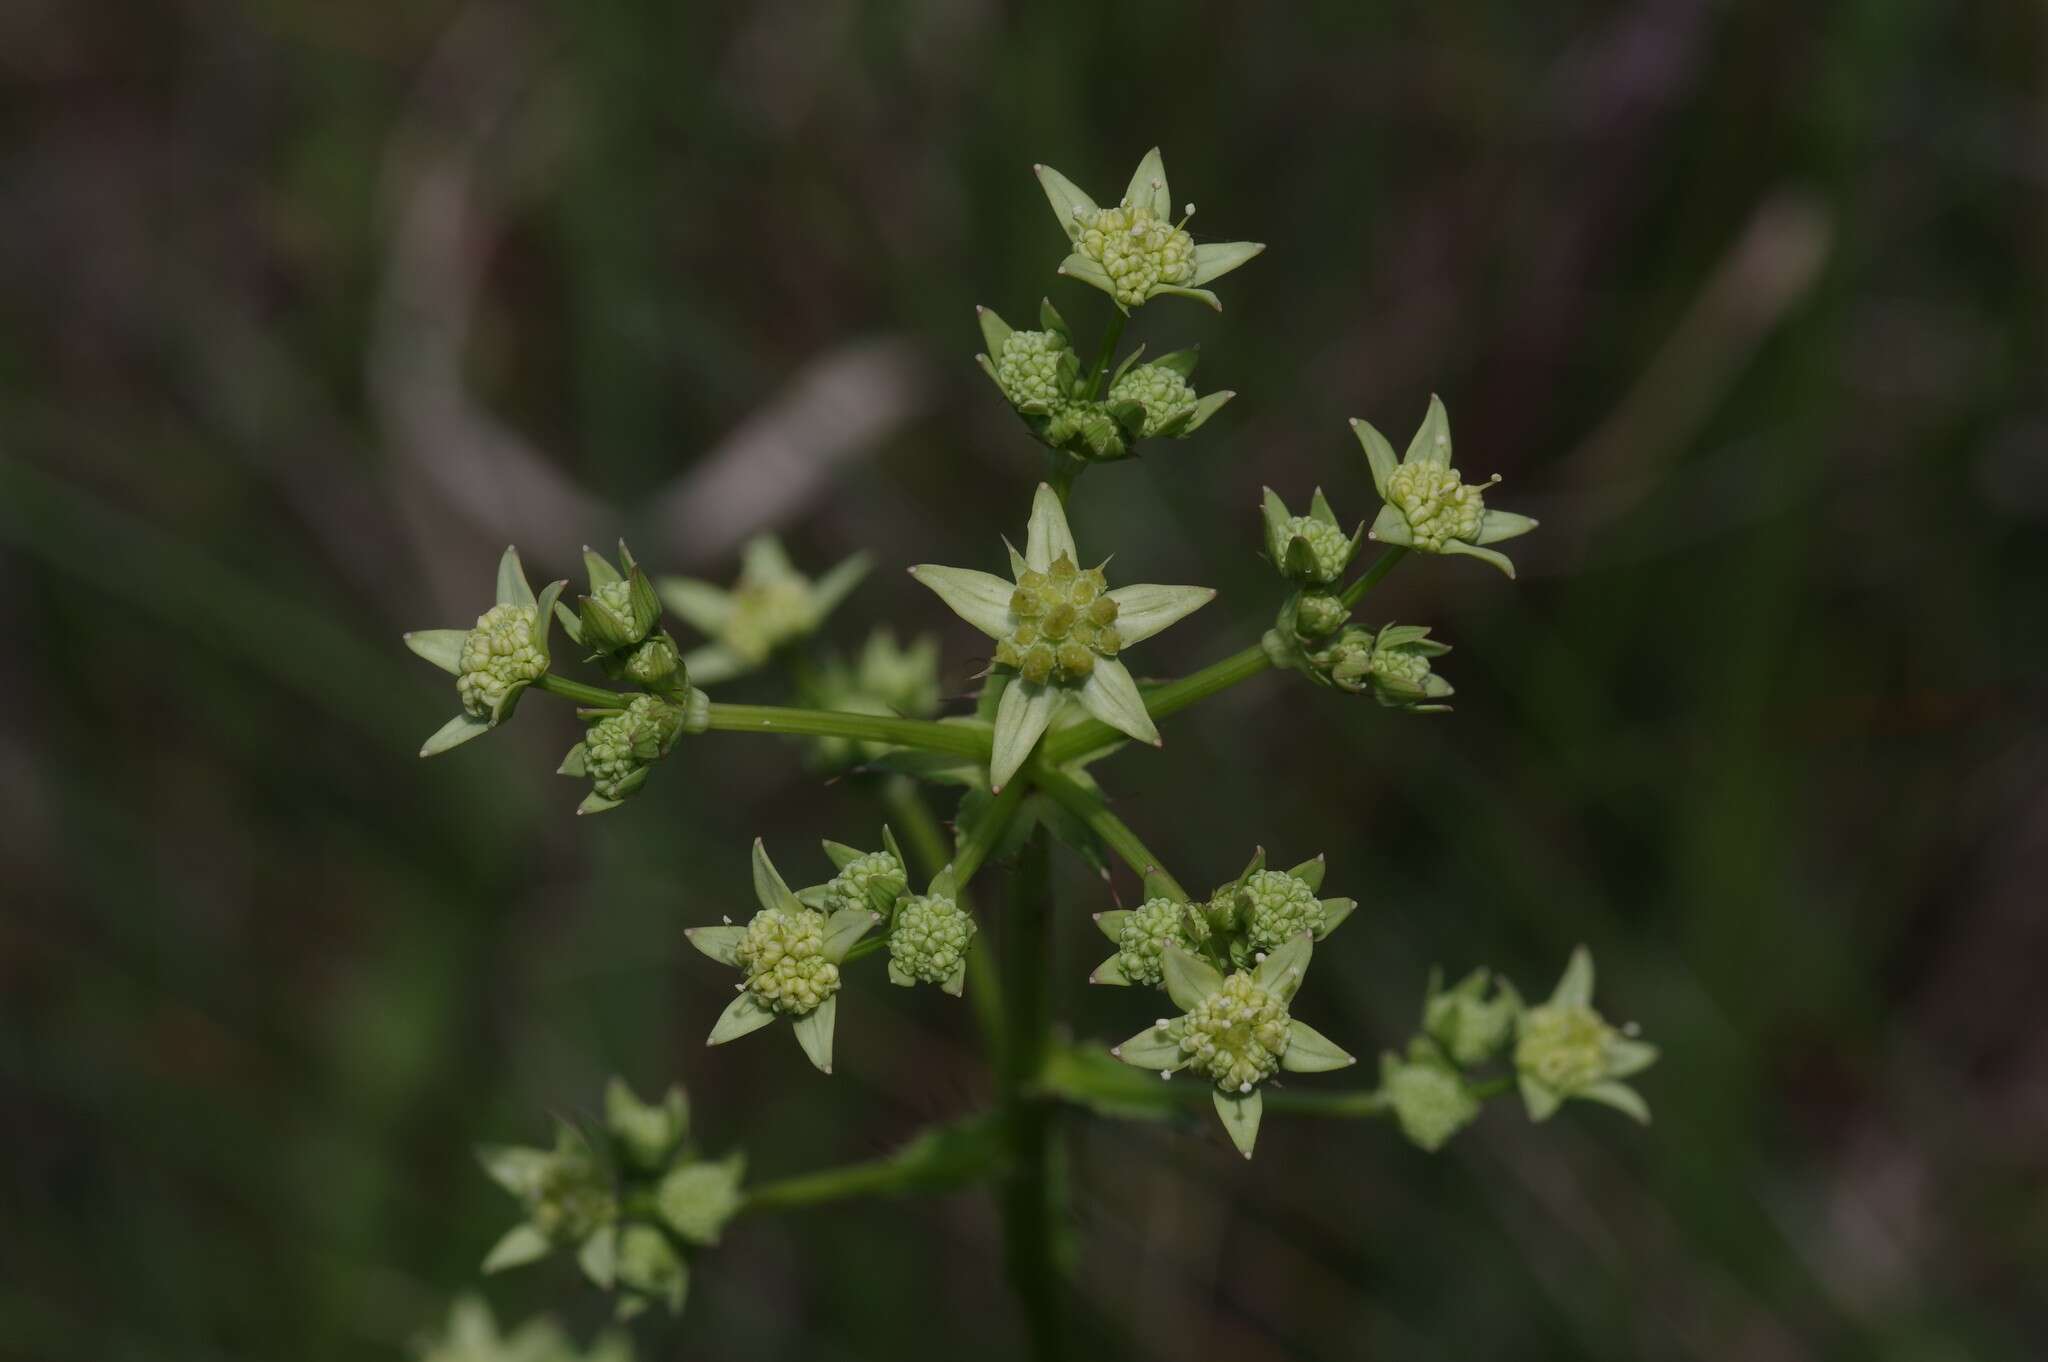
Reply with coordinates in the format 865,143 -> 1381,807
2,1 -> 2044,1359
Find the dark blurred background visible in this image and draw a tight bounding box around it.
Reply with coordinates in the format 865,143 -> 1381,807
3,1 -> 2045,1358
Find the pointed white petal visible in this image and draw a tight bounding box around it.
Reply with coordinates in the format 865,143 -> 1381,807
990,681 -> 1057,792
1107,584 -> 1215,648
404,629 -> 468,675
908,565 -> 1016,639
1075,658 -> 1157,745
1023,482 -> 1077,572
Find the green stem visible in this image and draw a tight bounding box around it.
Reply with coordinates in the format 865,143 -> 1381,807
704,702 -> 991,758
1340,545 -> 1409,608
881,775 -> 1007,1058
740,1113 -> 1006,1214
998,825 -> 1065,1361
1029,764 -> 1189,902
533,673 -> 635,708
952,779 -> 1026,888
1082,310 -> 1128,399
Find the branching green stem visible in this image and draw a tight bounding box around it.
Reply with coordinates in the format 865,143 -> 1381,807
533,673 -> 635,708
1028,763 -> 1189,902
1340,545 -> 1409,608
704,703 -> 991,758
1082,311 -> 1128,400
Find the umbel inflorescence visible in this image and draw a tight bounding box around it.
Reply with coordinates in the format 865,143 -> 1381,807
403,146 -> 1653,1340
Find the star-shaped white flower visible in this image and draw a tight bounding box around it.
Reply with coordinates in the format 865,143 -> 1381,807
910,484 -> 1214,791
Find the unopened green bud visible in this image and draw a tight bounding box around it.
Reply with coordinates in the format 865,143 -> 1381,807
1295,591 -> 1349,639
1107,363 -> 1197,438
824,850 -> 907,916
1315,623 -> 1454,712
1386,463 -> 1490,551
618,633 -> 685,695
1114,896 -> 1200,988
734,908 -> 839,1015
993,330 -> 1071,412
1515,1002 -> 1619,1095
458,603 -> 547,719
887,893 -> 976,986
578,695 -> 684,804
1239,869 -> 1325,950
998,556 -> 1119,686
1168,971 -> 1292,1092
1282,516 -> 1353,584
1381,1049 -> 1481,1152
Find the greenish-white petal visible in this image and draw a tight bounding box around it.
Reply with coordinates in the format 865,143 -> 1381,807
1578,1080 -> 1651,1123
1405,394 -> 1453,469
577,1228 -> 617,1289
404,629 -> 468,675
481,1223 -> 552,1274
990,679 -> 1058,793
1095,909 -> 1132,943
1107,583 -> 1215,648
1180,389 -> 1234,436
658,578 -> 733,635
1518,1073 -> 1563,1122
1090,954 -> 1131,986
1370,502 -> 1414,546
820,907 -> 877,962
1056,252 -> 1118,297
908,565 -> 1016,639
811,553 -> 872,618
1160,945 -> 1223,1012
707,991 -> 778,1046
751,839 -> 802,915
1075,658 -> 1158,746
1033,163 -> 1098,237
1286,855 -> 1326,892
531,580 -> 565,653
821,839 -> 863,870
685,925 -> 747,966
886,958 -> 915,988
976,305 -> 1013,357
1281,1019 -> 1357,1073
1254,933 -> 1312,1001
1351,418 -> 1399,498
496,545 -> 536,609
943,961 -> 967,997
582,546 -> 622,588
1002,536 -> 1029,579
1607,1038 -> 1660,1078
792,996 -> 837,1074
1315,897 -> 1357,939
420,712 -> 492,758
740,535 -> 798,583
1189,240 -> 1264,287
557,742 -> 588,778
1477,509 -> 1539,545
576,791 -> 623,816
1023,482 -> 1078,571
1553,946 -> 1595,1008
1441,538 -> 1518,578
1123,146 -> 1169,219
1213,1087 -> 1263,1159
1114,1022 -> 1186,1069
1148,283 -> 1221,311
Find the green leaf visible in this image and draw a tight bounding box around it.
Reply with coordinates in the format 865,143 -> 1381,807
1351,417 -> 1399,498
1033,163 -> 1098,237
1075,657 -> 1157,745
1180,389 -> 1234,435
1106,583 -> 1215,648
1038,296 -> 1071,339
976,305 -> 1013,357
821,839 -> 863,870
1160,945 -> 1223,1012
792,996 -> 837,1074
576,790 -> 624,816
751,839 -> 802,915
1441,537 -> 1517,578
707,991 -> 777,1045
990,680 -> 1058,793
1316,897 -> 1356,939
1260,487 -> 1293,562
1308,487 -> 1339,528
420,712 -> 491,758
1405,393 -> 1453,469
1123,146 -> 1169,219
1189,240 -> 1264,287
1369,502 -> 1414,547
1113,1021 -> 1185,1069
685,925 -> 747,966
1142,866 -> 1185,902
908,565 -> 1015,639
495,545 -> 536,609
1213,1087 -> 1263,1159
480,1223 -> 551,1274
404,629 -> 468,675
1281,1019 -> 1356,1073
583,546 -> 622,588
1023,482 -> 1078,571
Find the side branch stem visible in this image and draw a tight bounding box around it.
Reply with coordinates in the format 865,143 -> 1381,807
704,703 -> 991,758
1029,764 -> 1190,902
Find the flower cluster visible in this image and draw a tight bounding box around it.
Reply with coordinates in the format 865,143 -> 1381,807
1514,948 -> 1658,1122
406,547 -> 565,756
660,537 -> 868,685
1313,622 -> 1455,712
1035,148 -> 1262,312
560,692 -> 697,813
886,892 -> 976,991
1353,396 -> 1537,578
478,1078 -> 743,1320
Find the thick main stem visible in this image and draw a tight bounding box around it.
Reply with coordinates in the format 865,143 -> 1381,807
999,825 -> 1064,1360
704,702 -> 990,757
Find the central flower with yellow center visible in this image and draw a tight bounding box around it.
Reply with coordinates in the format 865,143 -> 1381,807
1171,971 -> 1293,1092
993,555 -> 1122,685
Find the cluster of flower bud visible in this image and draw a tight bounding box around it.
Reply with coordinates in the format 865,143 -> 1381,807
1304,622 -> 1455,713
1106,363 -> 1198,438
734,907 -> 841,1016
1072,195 -> 1198,306
1110,896 -> 1205,987
1165,970 -> 1293,1093
1379,1045 -> 1483,1152
564,693 -> 696,813
658,537 -> 868,686
822,849 -> 907,917
994,555 -> 1121,686
887,893 -> 976,986
459,603 -> 547,718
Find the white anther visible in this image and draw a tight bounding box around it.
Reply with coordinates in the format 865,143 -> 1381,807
1239,1081 -> 1253,1094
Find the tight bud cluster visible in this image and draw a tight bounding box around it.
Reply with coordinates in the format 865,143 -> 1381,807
823,850 -> 907,916
887,894 -> 976,985
993,330 -> 1070,410
734,908 -> 840,1016
1514,1001 -> 1619,1094
1114,897 -> 1203,987
994,555 -> 1121,685
1385,463 -> 1489,552
1237,869 -> 1327,950
1073,199 -> 1197,307
459,604 -> 546,718
1168,971 -> 1293,1092
1107,364 -> 1197,438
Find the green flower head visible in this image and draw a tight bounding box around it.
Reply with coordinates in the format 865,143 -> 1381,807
478,1122 -> 617,1254
1035,148 -> 1263,312
813,827 -> 910,916
976,302 -> 1233,464
1200,848 -> 1358,967
911,483 -> 1214,791
1379,1044 -> 1484,1153
1090,894 -> 1207,988
686,840 -> 878,1075
1260,488 -> 1365,587
557,693 -> 695,815
1514,947 -> 1658,1124
1422,966 -> 1523,1067
404,546 -> 566,757
604,1077 -> 688,1174
559,541 -> 663,654
659,537 -> 869,686
1352,396 -> 1538,578
1112,937 -> 1354,1158
1313,622 -> 1455,712
886,889 -> 977,994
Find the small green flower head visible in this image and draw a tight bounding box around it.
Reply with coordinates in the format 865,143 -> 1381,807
911,483 -> 1215,790
799,630 -> 942,769
1092,895 -> 1201,988
416,1296 -> 633,1362
818,829 -> 909,915
659,537 -> 870,686
886,892 -> 976,992
1514,947 -> 1658,1124
1261,487 -> 1364,587
1113,937 -> 1355,1157
1422,966 -> 1523,1067
560,694 -> 691,814
1036,148 -> 1263,312
1107,363 -> 1194,435
604,1077 -> 689,1173
617,632 -> 686,696
989,324 -> 1075,413
478,1123 -> 617,1251
1294,591 -> 1350,639
405,546 -> 567,757
1379,1045 -> 1483,1153
564,542 -> 663,654
687,840 -> 877,1074
1201,849 -> 1358,963
1352,397 -> 1538,578
1315,622 -> 1456,712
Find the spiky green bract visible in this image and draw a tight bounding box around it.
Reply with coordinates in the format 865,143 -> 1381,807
476,1077 -> 743,1321
910,483 -> 1213,791
686,840 -> 877,1075
1514,947 -> 1658,1123
1035,148 -> 1263,311
658,536 -> 869,686
404,546 -> 567,758
1352,397 -> 1537,578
